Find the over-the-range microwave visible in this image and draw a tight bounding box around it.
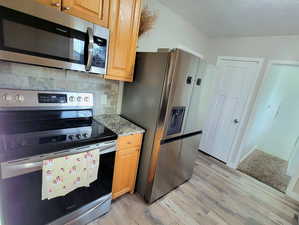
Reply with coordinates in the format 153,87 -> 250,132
0,1 -> 109,75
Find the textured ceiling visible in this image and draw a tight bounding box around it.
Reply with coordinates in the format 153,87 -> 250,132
158,0 -> 299,37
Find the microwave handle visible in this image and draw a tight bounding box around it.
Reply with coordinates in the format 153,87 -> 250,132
86,27 -> 94,71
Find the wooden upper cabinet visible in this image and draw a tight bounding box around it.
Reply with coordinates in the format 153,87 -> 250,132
35,0 -> 62,10
61,0 -> 109,27
105,0 -> 142,82
35,0 -> 109,27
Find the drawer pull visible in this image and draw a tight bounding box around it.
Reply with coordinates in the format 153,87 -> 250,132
52,2 -> 60,7
63,6 -> 71,10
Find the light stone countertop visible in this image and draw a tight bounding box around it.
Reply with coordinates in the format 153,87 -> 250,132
94,114 -> 145,137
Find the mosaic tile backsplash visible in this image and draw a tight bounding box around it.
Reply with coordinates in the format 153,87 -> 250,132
0,62 -> 121,115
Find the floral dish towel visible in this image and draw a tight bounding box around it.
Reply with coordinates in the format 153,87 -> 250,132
42,149 -> 100,200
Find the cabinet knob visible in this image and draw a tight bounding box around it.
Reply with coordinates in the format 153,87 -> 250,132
63,6 -> 71,10
52,2 -> 60,7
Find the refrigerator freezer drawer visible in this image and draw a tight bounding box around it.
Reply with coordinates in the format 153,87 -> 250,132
174,133 -> 201,187
147,132 -> 201,203
148,139 -> 181,203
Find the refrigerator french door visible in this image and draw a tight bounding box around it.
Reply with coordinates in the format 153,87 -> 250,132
163,50 -> 200,139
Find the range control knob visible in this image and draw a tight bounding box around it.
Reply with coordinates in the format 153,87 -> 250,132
2,94 -> 12,101
77,96 -> 82,102
76,134 -> 82,139
16,94 -> 24,102
84,96 -> 89,102
68,135 -> 75,140
82,133 -> 88,138
69,96 -> 75,102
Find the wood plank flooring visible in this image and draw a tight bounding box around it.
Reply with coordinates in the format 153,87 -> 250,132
89,152 -> 299,225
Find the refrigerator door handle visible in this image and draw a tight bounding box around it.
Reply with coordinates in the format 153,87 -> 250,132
146,50 -> 179,185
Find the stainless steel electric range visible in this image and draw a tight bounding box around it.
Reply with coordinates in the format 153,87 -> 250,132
0,89 -> 117,225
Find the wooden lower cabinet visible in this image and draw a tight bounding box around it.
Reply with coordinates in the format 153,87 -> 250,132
112,134 -> 143,199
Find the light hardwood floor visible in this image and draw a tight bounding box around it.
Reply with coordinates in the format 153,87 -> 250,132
90,152 -> 299,225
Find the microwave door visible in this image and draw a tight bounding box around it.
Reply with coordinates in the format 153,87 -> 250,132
0,6 -> 98,73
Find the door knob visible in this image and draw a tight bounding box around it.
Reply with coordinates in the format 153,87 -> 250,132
234,119 -> 239,124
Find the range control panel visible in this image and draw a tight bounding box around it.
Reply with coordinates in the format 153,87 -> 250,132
0,89 -> 93,108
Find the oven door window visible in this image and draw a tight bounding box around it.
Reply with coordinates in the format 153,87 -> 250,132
0,7 -> 86,65
0,151 -> 115,225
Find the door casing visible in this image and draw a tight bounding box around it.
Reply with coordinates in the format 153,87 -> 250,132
236,60 -> 299,170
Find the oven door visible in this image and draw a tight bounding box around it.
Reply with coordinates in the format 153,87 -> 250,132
0,6 -> 108,75
0,147 -> 115,225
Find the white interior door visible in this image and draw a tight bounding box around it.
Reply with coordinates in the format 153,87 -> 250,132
200,58 -> 261,162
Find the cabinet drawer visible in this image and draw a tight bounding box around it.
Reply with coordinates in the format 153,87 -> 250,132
117,133 -> 143,150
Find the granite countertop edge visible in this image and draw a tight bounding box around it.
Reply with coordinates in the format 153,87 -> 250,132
94,114 -> 145,137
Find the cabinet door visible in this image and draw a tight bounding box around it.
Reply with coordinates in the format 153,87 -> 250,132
105,0 -> 142,82
35,0 -> 62,9
62,0 -> 109,27
112,148 -> 140,199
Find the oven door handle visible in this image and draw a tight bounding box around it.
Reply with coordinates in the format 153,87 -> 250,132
85,27 -> 94,71
1,144 -> 115,179
1,161 -> 43,180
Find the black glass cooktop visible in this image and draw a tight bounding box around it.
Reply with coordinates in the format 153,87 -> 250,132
0,110 -> 117,162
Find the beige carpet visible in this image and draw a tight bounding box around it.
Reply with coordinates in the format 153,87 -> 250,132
238,150 -> 291,193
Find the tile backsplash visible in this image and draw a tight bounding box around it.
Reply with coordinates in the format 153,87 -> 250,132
0,62 -> 121,115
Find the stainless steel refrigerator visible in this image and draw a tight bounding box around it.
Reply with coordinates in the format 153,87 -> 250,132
122,49 -> 204,203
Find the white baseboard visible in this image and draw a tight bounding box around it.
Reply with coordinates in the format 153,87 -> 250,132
239,145 -> 258,164
227,161 -> 238,169
286,176 -> 299,202
227,145 -> 257,170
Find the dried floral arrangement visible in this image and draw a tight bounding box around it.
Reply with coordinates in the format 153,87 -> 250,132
139,6 -> 158,38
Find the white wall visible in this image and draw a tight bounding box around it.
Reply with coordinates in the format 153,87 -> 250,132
206,35 -> 299,64
248,64 -> 299,161
204,35 -> 299,161
137,0 -> 208,56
